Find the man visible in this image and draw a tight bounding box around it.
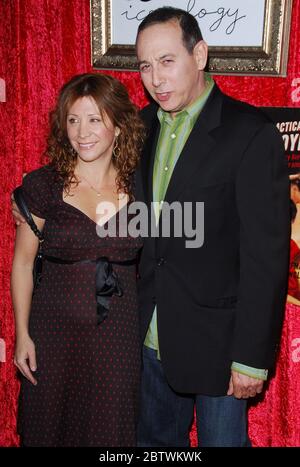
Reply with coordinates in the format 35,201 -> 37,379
134,7 -> 290,447
12,6 -> 289,447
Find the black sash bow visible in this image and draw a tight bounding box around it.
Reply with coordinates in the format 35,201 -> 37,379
44,255 -> 137,324
95,257 -> 123,324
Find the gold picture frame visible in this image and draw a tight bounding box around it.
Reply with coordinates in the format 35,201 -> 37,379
91,0 -> 292,76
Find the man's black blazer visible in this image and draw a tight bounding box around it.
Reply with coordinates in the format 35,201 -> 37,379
135,84 -> 290,396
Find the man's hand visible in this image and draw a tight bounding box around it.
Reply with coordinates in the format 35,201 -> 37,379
227,370 -> 264,399
11,197 -> 26,225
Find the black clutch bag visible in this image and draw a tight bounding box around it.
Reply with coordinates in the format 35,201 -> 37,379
13,186 -> 44,291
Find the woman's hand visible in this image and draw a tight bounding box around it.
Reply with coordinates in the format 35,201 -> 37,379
14,334 -> 37,385
11,198 -> 26,226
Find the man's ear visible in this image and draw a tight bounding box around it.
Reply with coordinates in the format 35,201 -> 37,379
194,40 -> 208,71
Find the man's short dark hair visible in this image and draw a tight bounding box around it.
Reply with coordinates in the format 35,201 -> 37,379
137,7 -> 203,54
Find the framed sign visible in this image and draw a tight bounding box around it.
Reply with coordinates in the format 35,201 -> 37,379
91,0 -> 292,76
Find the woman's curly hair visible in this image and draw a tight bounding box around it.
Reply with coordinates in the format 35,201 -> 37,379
45,73 -> 145,198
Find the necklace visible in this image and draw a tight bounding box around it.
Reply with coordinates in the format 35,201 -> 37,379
79,175 -> 102,197
78,174 -> 125,200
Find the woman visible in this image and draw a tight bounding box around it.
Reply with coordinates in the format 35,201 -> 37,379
11,73 -> 144,446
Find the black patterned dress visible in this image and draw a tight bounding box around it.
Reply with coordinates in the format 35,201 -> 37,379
17,166 -> 142,447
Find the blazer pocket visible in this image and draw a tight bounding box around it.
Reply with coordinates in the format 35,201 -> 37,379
186,180 -> 235,206
216,296 -> 237,309
188,178 -> 234,192
194,296 -> 237,310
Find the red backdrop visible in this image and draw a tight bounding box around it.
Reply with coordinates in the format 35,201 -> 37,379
0,0 -> 300,447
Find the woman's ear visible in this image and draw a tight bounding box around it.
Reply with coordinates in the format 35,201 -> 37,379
115,127 -> 120,137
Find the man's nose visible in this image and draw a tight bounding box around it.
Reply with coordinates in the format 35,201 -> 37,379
151,67 -> 162,88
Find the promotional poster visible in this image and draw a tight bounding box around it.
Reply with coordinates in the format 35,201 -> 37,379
262,107 -> 300,306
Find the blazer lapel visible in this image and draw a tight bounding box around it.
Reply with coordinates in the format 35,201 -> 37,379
163,85 -> 224,205
141,111 -> 160,205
